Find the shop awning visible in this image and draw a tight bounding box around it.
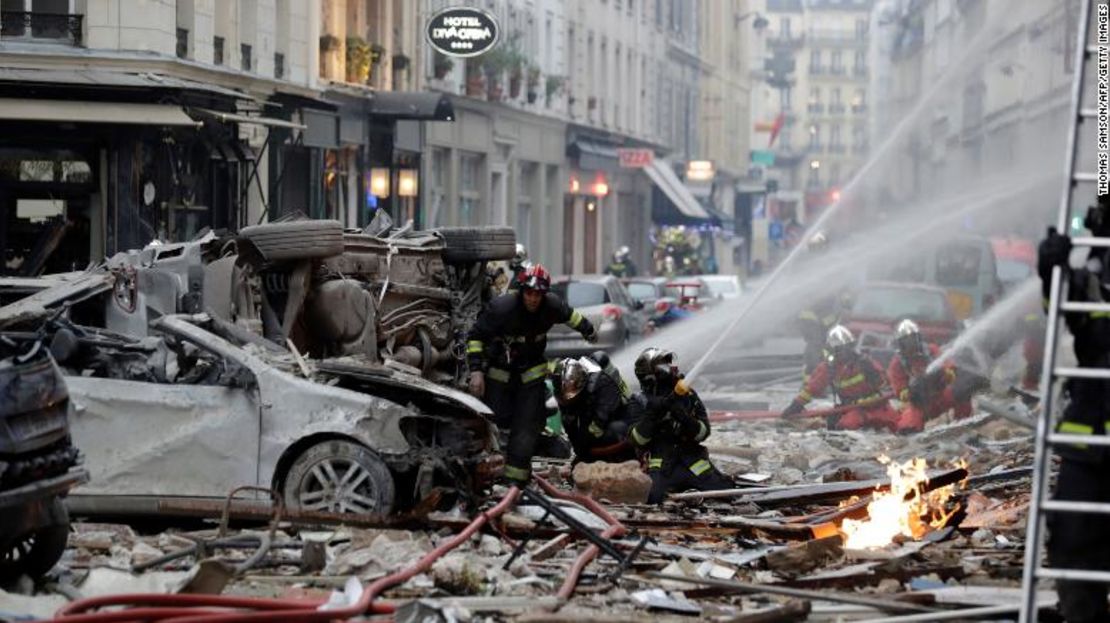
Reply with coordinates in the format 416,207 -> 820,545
643,159 -> 711,220
0,99 -> 200,126
191,108 -> 306,130
368,92 -> 454,121
567,138 -> 619,172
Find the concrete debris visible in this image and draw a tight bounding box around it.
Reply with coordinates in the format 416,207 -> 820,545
571,461 -> 651,504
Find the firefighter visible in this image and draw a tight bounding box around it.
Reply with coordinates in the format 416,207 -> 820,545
550,353 -> 637,464
628,348 -> 733,503
1037,197 -> 1110,623
467,264 -> 599,485
887,319 -> 973,434
782,325 -> 899,431
796,292 -> 848,381
605,246 -> 638,278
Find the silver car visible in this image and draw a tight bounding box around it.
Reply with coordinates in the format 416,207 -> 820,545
546,275 -> 646,357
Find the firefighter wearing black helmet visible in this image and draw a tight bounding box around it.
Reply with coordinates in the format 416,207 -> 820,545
467,264 -> 599,485
1037,193 -> 1110,623
628,347 -> 733,503
550,354 -> 637,464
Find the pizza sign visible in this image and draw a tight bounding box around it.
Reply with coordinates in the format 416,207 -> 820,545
617,148 -> 654,168
426,7 -> 500,58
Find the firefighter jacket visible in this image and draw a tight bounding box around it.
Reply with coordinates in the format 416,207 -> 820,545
467,292 -> 595,384
887,343 -> 956,404
796,354 -> 887,407
1044,253 -> 1110,450
796,295 -> 842,345
605,260 -> 638,278
561,370 -> 632,458
629,388 -> 711,468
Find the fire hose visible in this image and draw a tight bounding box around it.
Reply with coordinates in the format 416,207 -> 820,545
50,487 -> 524,623
709,393 -> 896,423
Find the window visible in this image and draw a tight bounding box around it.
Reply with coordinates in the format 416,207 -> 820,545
830,50 -> 843,73
780,17 -> 791,37
459,153 -> 482,224
241,44 -> 252,71
808,123 -> 820,149
851,288 -> 951,323
809,49 -> 821,73
274,53 -> 285,79
213,36 -> 225,65
830,124 -> 842,149
1,0 -> 81,44
552,282 -> 609,307
176,27 -> 188,59
854,50 -> 867,74
853,124 -> 867,148
517,162 -> 537,250
855,18 -> 867,40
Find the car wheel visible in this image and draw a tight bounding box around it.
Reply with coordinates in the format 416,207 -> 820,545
435,227 -> 517,263
0,499 -> 69,583
282,440 -> 395,516
238,220 -> 344,262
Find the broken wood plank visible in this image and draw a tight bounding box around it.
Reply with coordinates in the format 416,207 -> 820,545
644,573 -> 940,614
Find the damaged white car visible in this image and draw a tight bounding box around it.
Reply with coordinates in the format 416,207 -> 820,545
0,219 -> 514,516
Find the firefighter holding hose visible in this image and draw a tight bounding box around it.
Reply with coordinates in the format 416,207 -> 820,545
781,325 -> 899,431
886,319 -> 977,434
628,347 -> 733,503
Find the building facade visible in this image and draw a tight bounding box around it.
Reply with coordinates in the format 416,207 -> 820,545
872,0 -> 1076,234
0,0 -> 324,273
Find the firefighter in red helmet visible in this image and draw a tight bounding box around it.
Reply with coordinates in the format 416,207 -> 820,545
467,264 -> 598,485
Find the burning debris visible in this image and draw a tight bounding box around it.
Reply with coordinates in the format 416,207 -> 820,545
839,456 -> 966,550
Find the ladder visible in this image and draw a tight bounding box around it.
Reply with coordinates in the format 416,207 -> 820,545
1020,0 -> 1110,621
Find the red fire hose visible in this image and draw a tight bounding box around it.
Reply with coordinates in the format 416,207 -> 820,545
533,476 -> 627,601
709,393 -> 896,423
50,487 -> 524,623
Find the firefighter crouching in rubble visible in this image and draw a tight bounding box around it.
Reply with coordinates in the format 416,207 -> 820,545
550,352 -> 638,465
467,264 -> 599,485
1037,195 -> 1110,623
886,319 -> 982,434
781,325 -> 900,431
628,348 -> 733,503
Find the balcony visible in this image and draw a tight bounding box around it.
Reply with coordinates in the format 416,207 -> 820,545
852,103 -> 868,114
828,65 -> 847,76
806,29 -> 867,47
809,64 -> 827,76
0,11 -> 82,46
828,103 -> 846,114
853,66 -> 870,79
807,102 -> 825,114
767,32 -> 805,50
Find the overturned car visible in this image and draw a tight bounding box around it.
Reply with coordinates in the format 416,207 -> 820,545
0,220 -> 515,516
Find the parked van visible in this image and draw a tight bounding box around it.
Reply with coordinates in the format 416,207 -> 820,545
866,236 -> 1003,320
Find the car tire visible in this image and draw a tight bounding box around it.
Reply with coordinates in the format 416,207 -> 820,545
0,499 -> 69,583
282,440 -> 396,516
435,227 -> 517,263
239,220 -> 344,262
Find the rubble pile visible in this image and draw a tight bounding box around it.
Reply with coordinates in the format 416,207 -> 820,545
0,401 -> 1040,621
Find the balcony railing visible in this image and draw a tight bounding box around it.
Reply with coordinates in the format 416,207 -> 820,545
829,65 -> 847,76
807,29 -> 867,45
767,33 -> 805,49
853,66 -> 870,78
807,103 -> 825,113
852,104 -> 868,114
828,103 -> 846,114
1,12 -> 82,45
809,65 -> 827,75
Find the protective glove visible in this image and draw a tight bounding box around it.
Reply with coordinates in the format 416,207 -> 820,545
583,326 -> 599,343
1038,227 -> 1072,282
468,371 -> 485,398
781,400 -> 805,418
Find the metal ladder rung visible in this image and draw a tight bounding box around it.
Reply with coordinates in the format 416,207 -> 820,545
1036,568 -> 1110,584
1040,499 -> 1110,515
1071,236 -> 1110,248
1054,366 -> 1110,380
1060,301 -> 1110,313
1048,432 -> 1110,447
1080,108 -> 1098,118
1074,172 -> 1098,183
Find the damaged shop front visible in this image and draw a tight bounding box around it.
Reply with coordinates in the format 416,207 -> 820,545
0,69 -> 323,276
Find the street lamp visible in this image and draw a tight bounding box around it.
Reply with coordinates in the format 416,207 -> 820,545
369,168 -> 391,197
397,169 -> 419,197
809,159 -> 821,170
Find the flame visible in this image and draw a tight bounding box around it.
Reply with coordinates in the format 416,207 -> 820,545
839,456 -> 966,549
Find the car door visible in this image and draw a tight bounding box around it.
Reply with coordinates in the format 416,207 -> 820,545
611,279 -> 646,335
67,352 -> 262,499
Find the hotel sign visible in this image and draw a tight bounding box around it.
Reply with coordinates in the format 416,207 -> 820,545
426,7 -> 500,58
